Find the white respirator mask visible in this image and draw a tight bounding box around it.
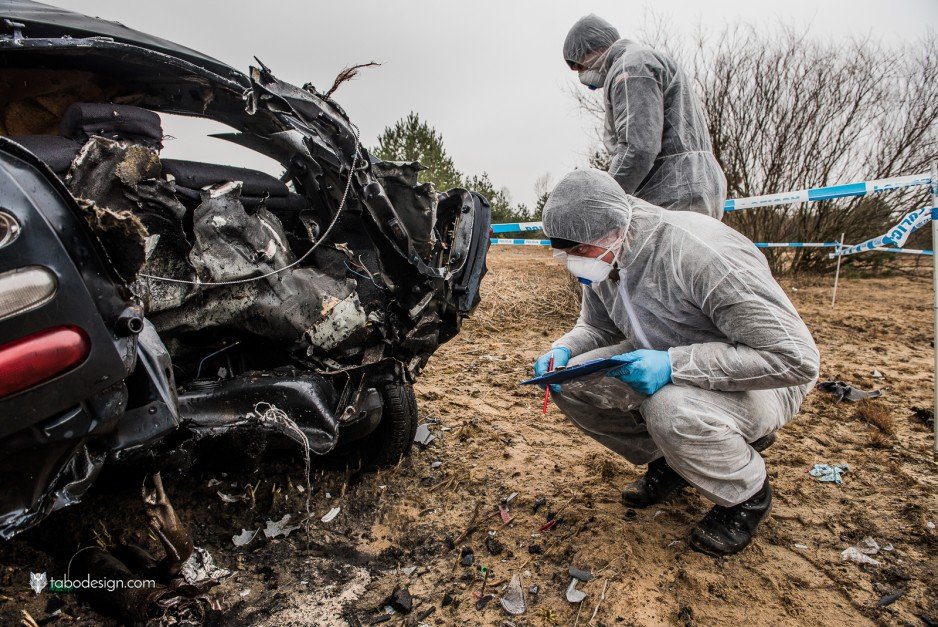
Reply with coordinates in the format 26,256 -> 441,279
566,255 -> 614,285
555,236 -> 625,286
578,69 -> 604,90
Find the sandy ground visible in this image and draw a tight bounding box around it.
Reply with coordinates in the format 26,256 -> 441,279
1,246 -> 936,626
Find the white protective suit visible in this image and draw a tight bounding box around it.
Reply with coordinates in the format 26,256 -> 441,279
543,170 -> 819,506
563,15 -> 728,220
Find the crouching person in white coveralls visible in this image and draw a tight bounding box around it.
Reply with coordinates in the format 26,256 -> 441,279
533,169 -> 820,556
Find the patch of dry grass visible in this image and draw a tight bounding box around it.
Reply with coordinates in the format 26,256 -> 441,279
472,254 -> 580,332
854,400 -> 896,436
867,429 -> 892,449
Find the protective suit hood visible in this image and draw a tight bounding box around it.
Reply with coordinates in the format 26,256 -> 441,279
542,170 -> 634,249
564,14 -> 619,69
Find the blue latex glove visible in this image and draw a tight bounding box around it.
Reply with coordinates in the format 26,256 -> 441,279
606,350 -> 672,396
533,346 -> 571,393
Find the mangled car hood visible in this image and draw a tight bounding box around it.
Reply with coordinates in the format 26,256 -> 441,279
0,0 -> 489,372
0,0 -> 243,81
0,0 -> 489,542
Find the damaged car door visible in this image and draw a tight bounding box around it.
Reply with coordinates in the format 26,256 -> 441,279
0,0 -> 490,540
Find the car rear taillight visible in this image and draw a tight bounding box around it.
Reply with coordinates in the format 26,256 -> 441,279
0,326 -> 90,398
0,267 -> 57,323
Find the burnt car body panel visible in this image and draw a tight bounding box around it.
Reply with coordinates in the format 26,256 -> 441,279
0,0 -> 244,80
0,138 -> 140,538
0,1 -> 489,539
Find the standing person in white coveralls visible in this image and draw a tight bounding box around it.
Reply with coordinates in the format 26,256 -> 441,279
564,14 -> 728,220
533,170 -> 819,556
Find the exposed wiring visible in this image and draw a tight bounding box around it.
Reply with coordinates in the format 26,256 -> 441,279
343,261 -> 372,283
195,341 -> 242,378
138,124 -> 362,287
356,254 -> 374,275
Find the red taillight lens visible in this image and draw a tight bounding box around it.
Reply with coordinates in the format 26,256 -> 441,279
0,326 -> 90,398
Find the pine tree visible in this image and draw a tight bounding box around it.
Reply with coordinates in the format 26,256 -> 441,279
462,172 -> 516,222
373,112 -> 463,192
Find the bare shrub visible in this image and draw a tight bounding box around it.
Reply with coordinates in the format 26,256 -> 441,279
854,400 -> 896,436
868,429 -> 891,449
575,23 -> 938,274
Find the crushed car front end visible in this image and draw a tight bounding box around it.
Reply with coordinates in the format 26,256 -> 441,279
0,0 -> 490,539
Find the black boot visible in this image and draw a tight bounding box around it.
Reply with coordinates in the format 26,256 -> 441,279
750,432 -> 776,452
621,457 -> 688,509
689,478 -> 773,556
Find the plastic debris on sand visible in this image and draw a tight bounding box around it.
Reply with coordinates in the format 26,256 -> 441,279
500,574 -> 526,615
841,537 -> 887,566
809,463 -> 849,484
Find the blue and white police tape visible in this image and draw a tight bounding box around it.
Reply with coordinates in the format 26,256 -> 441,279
752,242 -> 935,255
488,172 -> 934,235
724,172 -> 931,212
877,248 -> 933,256
491,222 -> 545,234
491,238 -> 848,249
755,242 -> 841,248
490,238 -> 552,246
830,206 -> 933,258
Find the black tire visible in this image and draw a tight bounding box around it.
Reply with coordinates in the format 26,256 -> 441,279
324,382 -> 417,471
362,382 -> 418,469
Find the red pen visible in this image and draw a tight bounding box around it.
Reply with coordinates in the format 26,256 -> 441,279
542,355 -> 555,414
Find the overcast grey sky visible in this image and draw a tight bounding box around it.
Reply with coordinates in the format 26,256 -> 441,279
60,0 -> 937,207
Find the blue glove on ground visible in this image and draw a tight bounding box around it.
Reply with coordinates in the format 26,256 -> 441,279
533,346 -> 571,393
606,349 -> 672,396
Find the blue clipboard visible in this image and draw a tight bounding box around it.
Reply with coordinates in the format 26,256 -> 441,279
520,357 -> 622,386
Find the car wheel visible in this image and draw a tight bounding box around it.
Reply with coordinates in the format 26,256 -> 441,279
324,382 -> 417,471
360,382 -> 418,469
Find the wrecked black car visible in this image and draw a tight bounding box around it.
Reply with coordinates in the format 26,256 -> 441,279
0,1 -> 489,540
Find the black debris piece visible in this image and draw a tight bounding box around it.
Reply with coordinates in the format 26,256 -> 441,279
876,588 -> 906,608
568,567 -> 593,582
389,587 -> 413,614
475,594 -> 494,611
528,544 -> 544,555
486,536 -> 505,556
624,508 -> 637,519
415,606 -> 436,621
533,497 -> 547,513
44,596 -> 65,615
460,547 -> 475,566
442,591 -> 455,607
911,406 -> 935,428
